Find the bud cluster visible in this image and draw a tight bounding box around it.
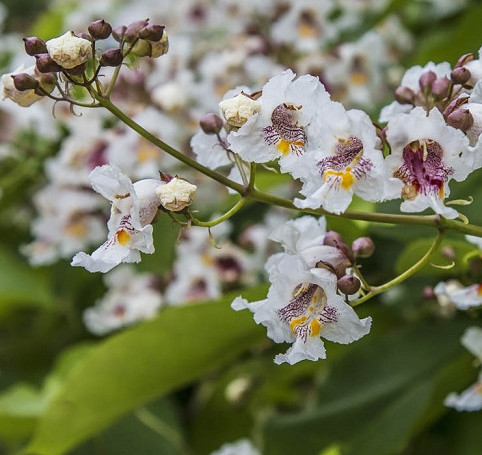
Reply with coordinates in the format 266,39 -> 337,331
2,18 -> 168,108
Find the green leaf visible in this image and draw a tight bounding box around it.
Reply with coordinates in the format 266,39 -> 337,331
0,385 -> 44,442
0,246 -> 55,319
262,320 -> 471,455
25,286 -> 267,455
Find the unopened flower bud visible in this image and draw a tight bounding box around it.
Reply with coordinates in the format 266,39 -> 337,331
422,286 -> 436,300
35,53 -> 62,73
441,246 -> 456,261
64,62 -> 87,75
77,33 -> 93,42
323,230 -> 344,247
465,103 -> 482,146
394,86 -> 415,104
337,275 -> 361,295
451,67 -> 471,85
443,96 -> 468,118
455,53 -> 475,69
46,31 -> 92,69
219,92 -> 261,128
446,108 -> 474,132
23,36 -> 47,56
112,25 -> 127,42
352,237 -> 375,258
200,113 -> 224,134
88,19 -> 112,40
100,48 -> 124,67
419,70 -> 437,91
1,65 -> 43,107
431,77 -> 451,100
139,24 -> 164,41
156,177 -> 197,212
124,19 -> 149,42
150,32 -> 169,58
12,73 -> 39,91
323,231 -> 354,264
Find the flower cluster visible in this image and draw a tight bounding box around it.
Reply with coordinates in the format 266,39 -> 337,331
233,216 -> 372,364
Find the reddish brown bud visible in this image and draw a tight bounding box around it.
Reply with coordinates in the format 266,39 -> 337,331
451,67 -> 471,85
100,48 -> 124,67
64,62 -> 87,75
88,19 -> 112,40
447,108 -> 474,132
443,96 -> 469,118
139,24 -> 164,41
394,86 -> 415,105
323,231 -> 354,264
337,275 -> 361,295
11,73 -> 39,91
323,230 -> 344,247
23,36 -> 47,56
35,53 -> 62,73
422,286 -> 436,300
159,171 -> 173,183
419,70 -> 437,91
432,77 -> 451,100
77,32 -> 93,41
455,53 -> 475,69
352,237 -> 375,258
124,19 -> 149,41
199,113 -> 224,134
112,25 -> 127,42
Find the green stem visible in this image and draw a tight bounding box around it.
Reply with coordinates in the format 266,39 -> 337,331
90,94 -> 482,238
352,230 -> 446,306
188,197 -> 247,227
352,264 -> 371,291
134,407 -> 191,455
104,64 -> 122,98
94,94 -> 246,193
248,161 -> 256,189
234,154 -> 249,186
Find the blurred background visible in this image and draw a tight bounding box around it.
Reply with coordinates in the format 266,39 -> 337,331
0,1 -> 482,454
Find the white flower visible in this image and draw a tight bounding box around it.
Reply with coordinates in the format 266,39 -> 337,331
1,64 -> 43,107
466,235 -> 482,249
232,254 -> 371,365
156,177 -> 197,212
445,327 -> 482,412
434,281 -> 482,310
46,31 -> 92,69
21,185 -> 106,265
219,92 -> 261,128
293,102 -> 386,214
227,70 -> 330,174
71,165 -> 161,273
190,128 -> 232,170
84,266 -> 163,335
385,107 -> 472,219
210,439 -> 260,455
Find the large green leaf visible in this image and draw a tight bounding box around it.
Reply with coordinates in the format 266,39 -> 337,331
262,320 -> 473,455
25,286 -> 267,455
0,246 -> 55,319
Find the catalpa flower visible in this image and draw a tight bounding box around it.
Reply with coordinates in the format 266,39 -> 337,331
227,70 -> 330,173
434,281 -> 482,310
385,107 -> 472,219
232,254 -> 371,365
71,165 -> 162,273
293,102 -> 386,214
445,326 -> 482,412
84,266 -> 163,335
